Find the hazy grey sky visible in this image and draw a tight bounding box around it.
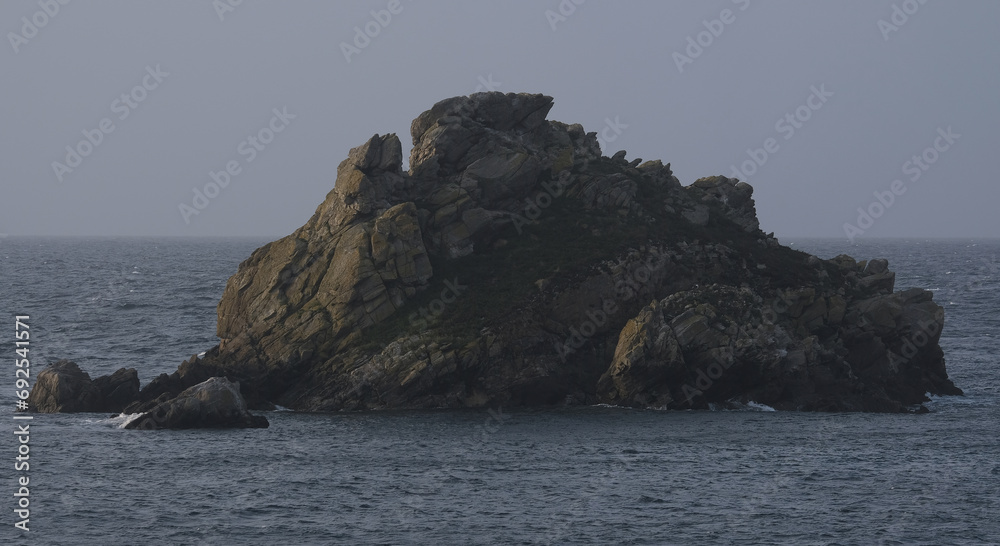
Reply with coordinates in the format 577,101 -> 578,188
2,0 -> 998,240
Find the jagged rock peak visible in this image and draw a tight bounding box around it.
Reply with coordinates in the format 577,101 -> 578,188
410,92 -> 555,147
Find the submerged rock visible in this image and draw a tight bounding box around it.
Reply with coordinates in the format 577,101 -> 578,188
124,377 -> 268,430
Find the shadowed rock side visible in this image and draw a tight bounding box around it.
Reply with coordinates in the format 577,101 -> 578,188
139,92 -> 962,413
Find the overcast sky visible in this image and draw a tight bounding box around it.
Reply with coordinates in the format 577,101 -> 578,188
2,0 -> 998,241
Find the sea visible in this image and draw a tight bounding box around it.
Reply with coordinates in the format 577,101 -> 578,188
1,237 -> 997,545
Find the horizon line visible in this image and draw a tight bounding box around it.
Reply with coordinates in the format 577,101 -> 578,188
1,235 -> 999,242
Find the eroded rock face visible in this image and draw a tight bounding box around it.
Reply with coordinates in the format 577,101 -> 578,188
596,282 -> 960,411
596,300 -> 683,408
145,92 -> 960,413
92,367 -> 140,413
124,377 -> 268,430
28,360 -> 101,413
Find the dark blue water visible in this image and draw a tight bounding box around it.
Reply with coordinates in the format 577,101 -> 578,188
1,238 -> 997,545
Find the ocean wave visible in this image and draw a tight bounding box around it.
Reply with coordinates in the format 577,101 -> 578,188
709,400 -> 778,412
744,401 -> 777,412
115,413 -> 145,428
116,302 -> 153,310
924,393 -> 993,409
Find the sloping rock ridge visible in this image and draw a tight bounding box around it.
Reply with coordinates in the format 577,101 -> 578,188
152,92 -> 962,412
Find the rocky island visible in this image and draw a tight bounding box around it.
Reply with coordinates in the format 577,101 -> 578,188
30,92 -> 963,418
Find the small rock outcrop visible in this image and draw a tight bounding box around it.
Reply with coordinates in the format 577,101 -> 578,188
28,361 -> 139,413
26,360 -> 267,429
124,377 -> 268,430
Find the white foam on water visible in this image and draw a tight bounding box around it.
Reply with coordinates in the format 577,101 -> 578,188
745,401 -> 777,412
115,413 -> 145,428
710,400 -> 778,412
925,393 -> 989,408
592,403 -> 630,410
